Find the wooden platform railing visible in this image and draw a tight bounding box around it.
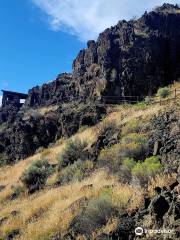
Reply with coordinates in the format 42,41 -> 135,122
99,88 -> 180,105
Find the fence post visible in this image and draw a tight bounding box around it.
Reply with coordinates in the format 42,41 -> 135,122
174,89 -> 176,100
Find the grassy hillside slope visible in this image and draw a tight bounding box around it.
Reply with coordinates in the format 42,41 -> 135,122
0,83 -> 179,240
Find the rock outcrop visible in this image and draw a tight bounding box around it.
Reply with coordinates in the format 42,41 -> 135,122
73,3 -> 180,100
24,73 -> 75,108
0,103 -> 106,163
15,3 -> 180,109
0,3 -> 180,163
149,108 -> 180,172
134,182 -> 180,240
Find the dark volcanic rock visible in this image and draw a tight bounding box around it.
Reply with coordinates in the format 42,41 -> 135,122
149,108 -> 180,172
73,4 -> 180,99
0,103 -> 106,163
13,4 -> 180,111
0,4 -> 180,163
134,182 -> 180,240
6,229 -> 20,240
0,103 -> 21,124
24,73 -> 76,108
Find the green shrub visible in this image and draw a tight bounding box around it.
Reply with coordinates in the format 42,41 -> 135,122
97,144 -> 122,171
121,133 -> 148,158
98,133 -> 148,169
70,196 -> 117,236
121,119 -> 142,136
121,133 -> 147,145
78,125 -> 89,133
157,87 -> 170,98
135,101 -> 147,109
114,157 -> 135,183
21,159 -> 53,193
121,116 -> 152,136
132,156 -> 162,185
57,160 -> 94,185
11,185 -> 25,198
122,157 -> 136,170
120,134 -> 148,160
58,137 -> 88,169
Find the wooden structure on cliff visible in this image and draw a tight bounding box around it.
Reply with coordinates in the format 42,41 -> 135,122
1,90 -> 28,107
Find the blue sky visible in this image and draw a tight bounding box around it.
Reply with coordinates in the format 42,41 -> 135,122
0,0 -> 85,96
0,0 -> 178,102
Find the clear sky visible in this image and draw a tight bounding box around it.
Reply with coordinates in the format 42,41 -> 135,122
0,0 -> 178,101
0,0 -> 85,95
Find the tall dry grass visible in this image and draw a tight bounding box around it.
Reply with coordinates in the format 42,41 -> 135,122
0,170 -> 143,240
0,82 -> 179,239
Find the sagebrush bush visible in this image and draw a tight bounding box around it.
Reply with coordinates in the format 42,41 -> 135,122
122,116 -> 152,136
98,133 -> 148,169
98,145 -> 122,171
70,196 -> 117,236
57,160 -> 94,185
98,147 -> 135,183
121,119 -> 143,136
122,157 -> 136,170
21,159 -> 53,193
157,87 -> 170,98
58,137 -> 88,169
96,119 -> 116,137
120,133 -> 148,160
11,185 -> 25,198
121,133 -> 147,145
135,101 -> 148,109
132,156 -> 162,185
120,141 -> 148,160
114,157 -> 136,183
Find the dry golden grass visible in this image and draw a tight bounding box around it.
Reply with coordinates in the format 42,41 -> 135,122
0,168 -> 144,239
0,119 -> 96,208
148,173 -> 177,197
1,170 -> 136,240
0,82 -> 179,239
23,105 -> 59,119
0,154 -> 41,203
112,184 -> 144,213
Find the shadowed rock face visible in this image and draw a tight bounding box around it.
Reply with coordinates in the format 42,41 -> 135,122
18,4 -> 180,110
24,73 -> 75,108
73,3 -> 180,99
0,103 -> 106,163
73,4 -> 180,96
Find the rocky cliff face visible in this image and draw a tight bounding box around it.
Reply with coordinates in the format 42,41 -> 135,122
73,3 -> 180,99
0,3 -> 180,163
0,103 -> 106,163
23,3 -> 180,108
24,73 -> 76,108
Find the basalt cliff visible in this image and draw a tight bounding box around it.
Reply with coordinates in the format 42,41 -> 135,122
0,3 -> 180,163
0,4 -> 180,240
